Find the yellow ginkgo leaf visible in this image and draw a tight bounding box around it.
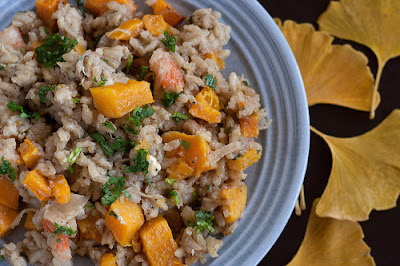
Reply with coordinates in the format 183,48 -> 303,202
318,0 -> 400,118
287,199 -> 375,266
275,19 -> 379,112
311,109 -> 400,221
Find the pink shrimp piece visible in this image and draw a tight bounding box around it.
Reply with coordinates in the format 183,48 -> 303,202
149,49 -> 184,92
42,219 -> 72,260
0,26 -> 26,51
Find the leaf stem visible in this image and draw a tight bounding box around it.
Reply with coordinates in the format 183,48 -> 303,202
369,62 -> 385,119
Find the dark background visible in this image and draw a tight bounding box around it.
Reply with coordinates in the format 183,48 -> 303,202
258,0 -> 400,265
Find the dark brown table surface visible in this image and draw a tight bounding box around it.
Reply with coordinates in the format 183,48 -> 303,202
258,0 -> 400,265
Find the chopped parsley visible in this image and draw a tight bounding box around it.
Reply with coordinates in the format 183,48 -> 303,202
207,185 -> 210,190
0,157 -> 16,183
91,133 -> 128,157
160,30 -> 177,52
102,58 -> 109,63
192,210 -> 215,233
100,175 -> 131,206
125,149 -> 149,176
224,123 -> 232,133
192,191 -> 198,202
0,65 -> 5,70
93,76 -> 107,86
126,54 -> 133,73
205,74 -> 216,90
76,0 -> 86,17
109,211 -> 118,219
52,223 -> 77,237
162,90 -> 180,108
7,101 -> 40,122
171,112 -> 190,122
128,105 -> 155,127
35,33 -> 78,68
188,221 -> 195,227
56,238 -> 61,243
181,140 -> 190,150
168,189 -> 181,205
147,178 -> 151,185
65,147 -> 82,174
43,27 -> 49,35
87,203 -> 95,210
102,122 -> 116,130
121,123 -> 138,135
73,97 -> 80,104
165,178 -> 176,185
243,80 -> 249,86
233,154 -> 243,160
38,85 -> 55,104
188,15 -> 193,24
138,66 -> 149,81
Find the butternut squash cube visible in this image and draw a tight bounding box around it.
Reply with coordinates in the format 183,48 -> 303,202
106,18 -> 144,41
85,0 -> 137,16
227,149 -> 262,171
166,160 -> 194,180
139,215 -> 182,266
36,0 -> 61,32
151,0 -> 185,27
23,169 -> 52,201
49,175 -> 70,204
143,14 -> 170,36
189,87 -> 222,124
90,79 -> 154,118
105,197 -> 144,247
18,139 -> 40,169
73,43 -> 86,55
0,203 -> 18,237
204,51 -> 225,70
240,114 -> 259,138
101,253 -> 117,266
220,183 -> 247,224
24,211 -> 36,231
77,214 -> 101,242
0,177 -> 19,210
162,132 -> 213,179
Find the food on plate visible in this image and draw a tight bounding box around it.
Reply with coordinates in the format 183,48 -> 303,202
0,0 -> 269,264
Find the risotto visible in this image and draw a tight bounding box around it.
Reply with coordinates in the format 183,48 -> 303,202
0,0 -> 269,265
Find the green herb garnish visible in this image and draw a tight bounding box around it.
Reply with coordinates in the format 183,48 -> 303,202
102,122 -> 116,130
205,74 -> 216,90
194,211 -> 215,233
125,149 -> 149,176
93,76 -> 107,86
233,154 -> 243,160
168,189 -> 181,205
102,58 -> 108,63
87,203 -> 95,210
76,0 -> 86,17
165,178 -> 176,185
56,238 -> 61,243
138,66 -> 149,81
171,112 -> 190,122
43,27 -> 49,35
224,124 -> 232,133
160,30 -> 177,52
100,175 -> 131,206
181,140 -> 190,150
0,157 -> 16,183
73,98 -> 80,104
65,147 -> 82,174
109,211 -> 118,219
126,54 -> 133,73
128,105 -> 155,127
52,223 -> 77,237
38,85 -> 55,104
243,80 -> 249,86
35,33 -> 78,68
91,133 -> 127,157
162,90 -> 180,108
121,123 -> 138,135
0,65 -> 5,70
7,101 -> 40,122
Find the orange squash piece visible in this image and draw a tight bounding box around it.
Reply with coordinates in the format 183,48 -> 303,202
204,51 -> 225,70
220,183 -> 247,224
151,0 -> 185,27
139,215 -> 182,266
30,40 -> 45,58
106,18 -> 144,41
18,139 -> 40,169
189,87 -> 222,124
143,14 -> 170,36
23,169 -> 52,201
36,0 -> 61,32
240,114 -> 259,138
24,211 -> 36,231
85,0 -> 137,16
0,177 -> 19,210
49,175 -> 70,204
90,79 -> 154,118
77,214 -> 101,242
105,197 -> 144,247
162,132 -> 213,179
227,149 -> 262,171
101,253 -> 117,266
73,44 -> 86,55
0,203 -> 18,238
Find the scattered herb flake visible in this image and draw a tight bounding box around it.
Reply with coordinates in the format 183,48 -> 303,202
139,66 -> 149,81
56,238 -> 61,243
126,54 -> 133,73
125,149 -> 149,176
224,123 -> 232,133
168,189 -> 181,205
93,76 -> 107,87
122,189 -> 132,200
65,147 -> 82,174
233,154 -> 243,160
52,223 -> 77,237
121,123 -> 138,135
100,175 -> 130,206
76,0 -> 86,17
87,203 -> 95,210
7,101 -> 40,122
171,112 -> 190,122
188,15 -> 193,24
205,74 -> 216,90
0,65 -> 5,70
165,178 -> 176,185
243,80 -> 249,86
91,133 -> 128,157
38,85 -> 55,104
73,98 -> 80,104
188,221 -> 195,227
161,30 -> 177,52
207,185 -> 210,190
43,27 -> 49,34
147,178 -> 151,185
0,157 -> 16,183
162,90 -> 180,108
109,211 -> 118,219
128,105 -> 155,127
102,122 -> 116,130
102,58 -> 108,63
194,210 -> 215,233
181,140 -> 190,150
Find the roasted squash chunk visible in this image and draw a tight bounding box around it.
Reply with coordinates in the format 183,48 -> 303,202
143,14 -> 170,36
23,169 -> 52,201
139,215 -> 182,266
73,43 -> 86,55
101,253 -> 117,266
85,0 -> 137,16
189,87 -> 222,124
240,114 -> 259,138
0,177 -> 19,210
18,139 -> 40,169
162,132 -> 213,179
227,149 -> 262,171
0,203 -> 18,238
106,18 -> 144,41
49,175 -> 70,204
24,211 -> 36,231
90,79 -> 154,118
151,0 -> 185,27
77,214 -> 101,242
105,197 -> 144,247
220,183 -> 247,224
203,51 -> 225,70
36,0 -> 61,32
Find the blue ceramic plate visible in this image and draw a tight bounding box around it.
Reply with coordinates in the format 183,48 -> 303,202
0,0 -> 309,265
